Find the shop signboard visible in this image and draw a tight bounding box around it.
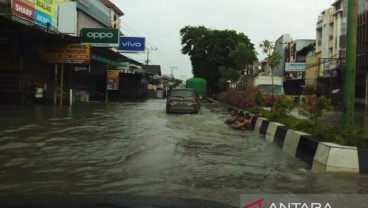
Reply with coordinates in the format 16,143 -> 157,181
11,0 -> 63,30
81,28 -> 120,47
57,2 -> 77,35
325,59 -> 339,70
107,70 -> 119,91
118,62 -> 130,73
41,44 -> 91,64
118,37 -> 146,52
91,54 -> 121,67
12,0 -> 34,21
285,63 -> 306,72
34,9 -> 51,27
323,59 -> 339,77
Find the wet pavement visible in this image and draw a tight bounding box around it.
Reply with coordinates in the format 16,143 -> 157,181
1,99 -> 368,207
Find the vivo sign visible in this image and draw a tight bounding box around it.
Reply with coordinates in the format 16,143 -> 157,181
118,37 -> 145,52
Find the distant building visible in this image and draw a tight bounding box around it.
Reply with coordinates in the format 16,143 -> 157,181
357,0 -> 368,106
99,0 -> 124,30
284,39 -> 315,80
274,34 -> 291,77
316,0 -> 346,77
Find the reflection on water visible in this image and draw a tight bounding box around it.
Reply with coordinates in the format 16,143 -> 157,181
0,100 -> 368,207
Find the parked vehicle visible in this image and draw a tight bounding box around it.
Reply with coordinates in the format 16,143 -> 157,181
254,75 -> 285,105
166,88 -> 201,114
185,77 -> 207,99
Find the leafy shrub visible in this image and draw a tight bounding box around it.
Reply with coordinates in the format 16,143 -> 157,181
298,95 -> 331,124
247,106 -> 368,147
333,126 -> 368,148
221,92 -> 368,148
270,95 -> 295,120
216,86 -> 263,109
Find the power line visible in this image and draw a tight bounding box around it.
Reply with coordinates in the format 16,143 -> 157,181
121,22 -> 141,37
122,23 -> 176,65
120,22 -> 178,73
289,20 -> 318,39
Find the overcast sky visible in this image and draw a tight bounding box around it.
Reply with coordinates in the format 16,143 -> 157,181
111,0 -> 333,79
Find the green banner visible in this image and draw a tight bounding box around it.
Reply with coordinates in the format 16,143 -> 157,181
81,28 -> 119,47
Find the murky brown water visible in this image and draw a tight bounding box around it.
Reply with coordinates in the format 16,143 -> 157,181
1,100 -> 368,207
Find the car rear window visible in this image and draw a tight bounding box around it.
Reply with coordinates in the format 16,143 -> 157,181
169,90 -> 194,97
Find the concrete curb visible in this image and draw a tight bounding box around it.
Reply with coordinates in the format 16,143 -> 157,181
265,122 -> 284,143
258,116 -> 364,173
312,143 -> 359,173
283,130 -> 310,158
224,105 -> 367,173
254,117 -> 268,135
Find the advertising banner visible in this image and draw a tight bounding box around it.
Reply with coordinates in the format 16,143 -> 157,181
119,62 -> 130,72
285,63 -> 306,72
91,54 -> 121,67
34,0 -> 53,16
322,59 -> 339,78
41,44 -> 91,64
34,9 -> 51,27
81,28 -> 120,47
12,0 -> 34,21
118,37 -> 146,52
11,0 -> 64,30
107,70 -> 119,91
57,2 -> 77,35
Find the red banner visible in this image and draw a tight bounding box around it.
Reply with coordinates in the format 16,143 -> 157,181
107,70 -> 119,91
12,0 -> 35,21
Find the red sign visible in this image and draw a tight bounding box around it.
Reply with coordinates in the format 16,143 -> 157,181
12,0 -> 35,21
107,70 -> 119,91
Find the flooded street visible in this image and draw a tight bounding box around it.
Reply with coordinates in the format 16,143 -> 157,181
1,99 -> 368,207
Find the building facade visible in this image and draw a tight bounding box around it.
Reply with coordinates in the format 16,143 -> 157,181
274,34 -> 291,77
357,0 -> 368,106
0,0 -> 144,105
100,0 -> 124,30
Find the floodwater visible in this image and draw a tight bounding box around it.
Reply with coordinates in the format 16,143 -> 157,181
1,99 -> 368,207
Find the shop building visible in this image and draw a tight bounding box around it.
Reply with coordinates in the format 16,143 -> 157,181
0,0 -> 144,105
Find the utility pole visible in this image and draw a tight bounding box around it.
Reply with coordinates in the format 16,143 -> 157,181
343,0 -> 358,126
170,66 -> 177,78
145,47 -> 157,65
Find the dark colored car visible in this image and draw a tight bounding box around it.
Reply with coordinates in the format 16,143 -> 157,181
166,88 -> 201,114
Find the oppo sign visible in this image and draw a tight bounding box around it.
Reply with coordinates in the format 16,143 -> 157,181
87,32 -> 114,39
81,28 -> 119,47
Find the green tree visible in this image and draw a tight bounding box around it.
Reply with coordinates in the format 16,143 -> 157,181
218,66 -> 241,89
259,40 -> 282,72
259,40 -> 282,108
229,42 -> 257,71
180,26 -> 256,93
